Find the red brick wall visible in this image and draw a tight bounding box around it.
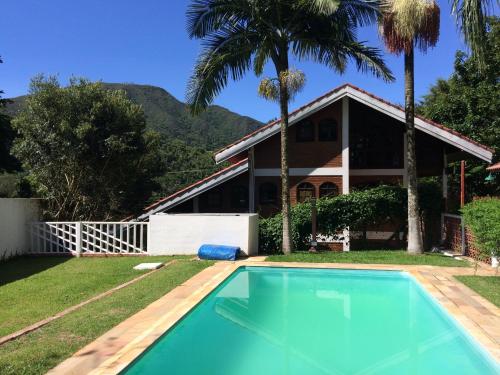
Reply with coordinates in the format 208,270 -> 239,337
441,215 -> 490,262
254,101 -> 343,169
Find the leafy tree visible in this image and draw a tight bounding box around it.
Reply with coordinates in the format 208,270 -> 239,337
419,17 -> 499,203
379,0 -> 440,254
150,137 -> 222,202
186,0 -> 393,254
11,76 -> 163,220
451,0 -> 498,69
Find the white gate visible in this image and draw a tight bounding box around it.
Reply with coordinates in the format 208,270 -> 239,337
30,222 -> 148,255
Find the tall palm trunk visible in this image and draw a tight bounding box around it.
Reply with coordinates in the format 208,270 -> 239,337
404,46 -> 424,254
277,55 -> 293,255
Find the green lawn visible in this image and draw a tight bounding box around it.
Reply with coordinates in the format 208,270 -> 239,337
0,256 -> 190,337
0,258 -> 213,375
266,250 -> 470,267
455,275 -> 500,307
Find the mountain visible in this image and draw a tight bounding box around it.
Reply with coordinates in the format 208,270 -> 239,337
4,83 -> 262,150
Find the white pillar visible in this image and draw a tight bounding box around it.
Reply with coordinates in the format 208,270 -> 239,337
342,97 -> 350,251
248,147 -> 255,213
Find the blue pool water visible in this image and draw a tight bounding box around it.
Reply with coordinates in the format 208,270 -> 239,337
123,267 -> 499,374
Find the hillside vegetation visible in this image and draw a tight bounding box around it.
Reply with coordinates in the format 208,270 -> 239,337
5,83 -> 262,151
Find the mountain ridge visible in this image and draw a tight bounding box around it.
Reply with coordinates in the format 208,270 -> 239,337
4,82 -> 263,151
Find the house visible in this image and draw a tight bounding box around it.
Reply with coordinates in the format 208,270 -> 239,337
138,84 -> 493,250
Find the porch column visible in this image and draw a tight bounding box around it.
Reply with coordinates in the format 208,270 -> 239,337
248,147 -> 255,213
193,196 -> 199,213
442,151 -> 448,209
342,97 -> 350,251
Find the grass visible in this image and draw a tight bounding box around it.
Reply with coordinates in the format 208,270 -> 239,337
0,256 -> 190,337
0,258 -> 214,375
266,250 -> 470,267
455,275 -> 500,307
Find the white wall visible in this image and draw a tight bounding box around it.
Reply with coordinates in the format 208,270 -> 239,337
0,199 -> 41,260
149,213 -> 259,256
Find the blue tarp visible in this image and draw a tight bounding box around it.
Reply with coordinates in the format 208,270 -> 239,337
198,244 -> 240,261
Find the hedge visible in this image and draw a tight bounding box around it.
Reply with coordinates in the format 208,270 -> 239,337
259,183 -> 442,253
462,198 -> 500,260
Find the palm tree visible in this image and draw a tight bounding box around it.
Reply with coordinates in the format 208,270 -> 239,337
186,0 -> 394,254
451,0 -> 497,69
379,0 -> 440,254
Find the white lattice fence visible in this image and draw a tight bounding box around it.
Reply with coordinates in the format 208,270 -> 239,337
30,222 -> 148,255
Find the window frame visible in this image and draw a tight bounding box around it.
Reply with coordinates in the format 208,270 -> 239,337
318,118 -> 338,142
230,185 -> 249,209
259,182 -> 278,205
319,182 -> 339,198
297,182 -> 316,203
295,120 -> 315,142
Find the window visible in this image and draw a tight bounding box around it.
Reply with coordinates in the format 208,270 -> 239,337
231,185 -> 248,209
259,182 -> 277,204
319,182 -> 339,198
297,182 -> 315,203
318,118 -> 338,141
207,191 -> 222,209
296,120 -> 315,142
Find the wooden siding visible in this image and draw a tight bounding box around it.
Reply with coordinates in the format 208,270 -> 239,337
254,101 -> 343,169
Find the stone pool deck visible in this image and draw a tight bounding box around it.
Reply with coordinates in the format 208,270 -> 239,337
49,260 -> 500,374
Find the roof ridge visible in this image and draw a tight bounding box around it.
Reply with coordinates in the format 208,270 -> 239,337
213,83 -> 494,158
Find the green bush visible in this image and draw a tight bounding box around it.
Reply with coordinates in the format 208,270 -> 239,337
259,184 -> 442,254
462,198 -> 500,259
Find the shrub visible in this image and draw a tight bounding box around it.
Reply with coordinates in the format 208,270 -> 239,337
462,198 -> 500,260
259,184 -> 442,254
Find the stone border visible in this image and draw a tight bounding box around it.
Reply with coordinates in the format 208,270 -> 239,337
49,261 -> 500,374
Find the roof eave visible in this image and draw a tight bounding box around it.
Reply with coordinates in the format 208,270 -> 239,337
137,160 -> 249,221
215,85 -> 493,164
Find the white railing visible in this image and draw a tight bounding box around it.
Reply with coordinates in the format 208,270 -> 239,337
29,222 -> 148,255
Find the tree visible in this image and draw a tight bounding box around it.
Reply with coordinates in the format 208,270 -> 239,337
186,0 -> 394,254
451,0 -> 498,69
419,17 -> 499,203
380,0 -> 440,254
150,137 -> 222,202
12,76 -> 163,220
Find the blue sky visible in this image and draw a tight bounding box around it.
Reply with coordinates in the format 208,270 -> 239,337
0,0 -> 486,122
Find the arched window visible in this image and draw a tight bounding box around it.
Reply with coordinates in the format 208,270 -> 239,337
297,182 -> 315,203
318,118 -> 338,141
231,185 -> 248,209
296,120 -> 315,142
259,182 -> 277,204
319,182 -> 339,198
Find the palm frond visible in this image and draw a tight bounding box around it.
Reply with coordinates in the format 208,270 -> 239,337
451,0 -> 496,68
186,24 -> 258,114
343,42 -> 395,81
380,0 -> 440,54
290,2 -> 393,81
186,0 -> 253,38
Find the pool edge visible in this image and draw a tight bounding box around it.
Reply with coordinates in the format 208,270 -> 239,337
49,261 -> 500,374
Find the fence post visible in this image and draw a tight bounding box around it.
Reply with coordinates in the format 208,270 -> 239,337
75,222 -> 82,257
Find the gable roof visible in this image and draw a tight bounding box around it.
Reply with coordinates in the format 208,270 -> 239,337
137,158 -> 249,220
215,84 -> 493,163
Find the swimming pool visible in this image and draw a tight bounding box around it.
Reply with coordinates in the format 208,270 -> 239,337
122,266 -> 499,374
